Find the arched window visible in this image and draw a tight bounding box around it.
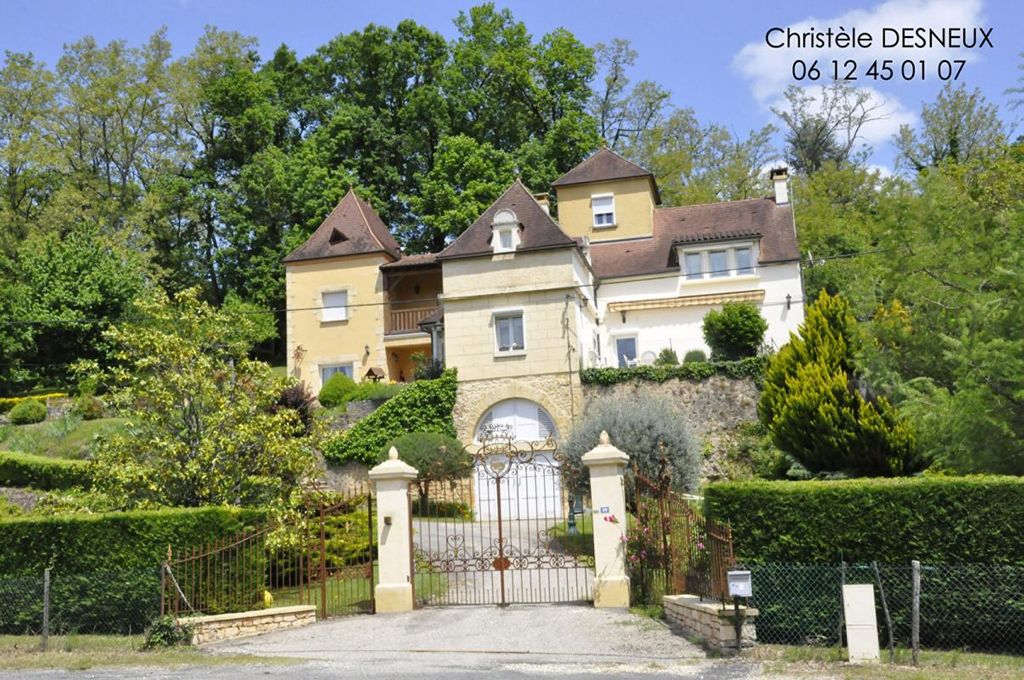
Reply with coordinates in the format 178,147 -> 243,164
475,399 -> 557,443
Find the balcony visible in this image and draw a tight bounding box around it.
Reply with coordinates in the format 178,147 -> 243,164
386,305 -> 440,336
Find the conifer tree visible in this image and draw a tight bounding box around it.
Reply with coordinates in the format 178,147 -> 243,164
759,292 -> 922,476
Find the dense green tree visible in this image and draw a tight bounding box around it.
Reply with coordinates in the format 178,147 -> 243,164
894,83 -> 1005,172
702,302 -> 768,360
589,39 -> 668,151
93,287 -> 314,508
759,292 -> 922,476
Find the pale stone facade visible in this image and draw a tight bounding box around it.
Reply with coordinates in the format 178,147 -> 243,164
452,373 -> 581,447
663,594 -> 758,652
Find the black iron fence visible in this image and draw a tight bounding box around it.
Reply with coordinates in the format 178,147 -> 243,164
741,562 -> 1024,655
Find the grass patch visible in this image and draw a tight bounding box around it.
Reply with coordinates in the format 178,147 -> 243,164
0,417 -> 126,460
548,512 -> 594,557
753,644 -> 1024,679
272,562 -> 448,612
0,634 -> 297,671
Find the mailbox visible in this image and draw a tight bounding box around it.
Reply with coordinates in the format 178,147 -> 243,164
727,570 -> 752,598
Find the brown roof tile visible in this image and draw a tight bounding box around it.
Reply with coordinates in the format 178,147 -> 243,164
551,148 -> 661,203
437,180 -> 576,260
284,189 -> 402,263
379,252 -> 439,270
589,197 -> 799,279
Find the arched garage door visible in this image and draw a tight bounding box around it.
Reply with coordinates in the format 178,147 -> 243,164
474,399 -> 560,521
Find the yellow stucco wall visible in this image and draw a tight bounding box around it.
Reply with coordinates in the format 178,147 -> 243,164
285,254 -> 390,391
554,176 -> 656,241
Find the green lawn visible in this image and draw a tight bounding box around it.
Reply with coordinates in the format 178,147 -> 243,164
270,364 -> 288,378
272,562 -> 448,614
0,416 -> 126,459
548,513 -> 594,557
0,634 -> 297,671
753,644 -> 1024,680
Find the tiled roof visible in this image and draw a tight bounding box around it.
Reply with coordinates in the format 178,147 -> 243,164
284,189 -> 402,263
552,147 -> 653,187
437,180 -> 576,260
589,197 -> 799,279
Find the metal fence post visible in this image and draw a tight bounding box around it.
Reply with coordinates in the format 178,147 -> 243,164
40,568 -> 50,651
911,560 -> 921,666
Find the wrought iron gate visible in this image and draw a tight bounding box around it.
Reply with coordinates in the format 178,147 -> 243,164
411,432 -> 594,606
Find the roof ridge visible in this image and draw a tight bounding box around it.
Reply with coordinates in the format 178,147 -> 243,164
600,146 -> 653,177
350,189 -> 392,256
656,196 -> 773,211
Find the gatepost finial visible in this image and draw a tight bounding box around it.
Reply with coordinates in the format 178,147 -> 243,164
599,430 -> 610,445
388,446 -> 398,461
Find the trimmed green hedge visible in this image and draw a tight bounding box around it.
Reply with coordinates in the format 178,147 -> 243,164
322,370 -> 458,465
581,357 -> 768,386
0,393 -> 67,414
704,476 -> 1024,564
0,451 -> 93,490
0,507 -> 265,633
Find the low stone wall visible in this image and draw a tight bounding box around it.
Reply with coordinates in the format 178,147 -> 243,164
182,605 -> 317,645
663,595 -> 757,653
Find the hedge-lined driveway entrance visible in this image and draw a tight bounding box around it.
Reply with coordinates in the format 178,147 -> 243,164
411,434 -> 594,606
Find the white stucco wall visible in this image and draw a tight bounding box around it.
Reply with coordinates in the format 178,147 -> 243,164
595,261 -> 804,364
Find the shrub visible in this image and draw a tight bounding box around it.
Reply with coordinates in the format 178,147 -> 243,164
653,348 -> 679,366
317,372 -> 357,408
702,302 -> 768,360
322,371 -> 458,465
683,349 -> 707,363
384,432 -> 470,514
562,393 -> 699,496
8,399 -> 46,425
273,383 -> 315,435
345,381 -> 406,403
759,292 -> 923,476
412,352 -> 444,380
704,476 -> 1024,564
0,451 -> 92,490
70,395 -> 105,420
0,393 -> 67,414
143,615 -> 193,648
581,356 -> 766,386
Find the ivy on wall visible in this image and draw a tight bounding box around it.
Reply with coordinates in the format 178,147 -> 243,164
580,357 -> 768,386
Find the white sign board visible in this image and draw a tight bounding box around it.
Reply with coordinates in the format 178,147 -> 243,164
843,584 -> 880,663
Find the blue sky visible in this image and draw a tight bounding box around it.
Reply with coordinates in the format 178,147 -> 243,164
2,0 -> 1021,169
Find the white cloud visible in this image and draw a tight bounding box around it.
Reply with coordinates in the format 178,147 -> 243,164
733,0 -> 987,104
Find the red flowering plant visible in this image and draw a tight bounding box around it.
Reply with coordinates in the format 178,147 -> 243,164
622,503 -> 667,604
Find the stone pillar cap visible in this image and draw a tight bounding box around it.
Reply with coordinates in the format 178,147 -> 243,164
581,431 -> 629,467
368,446 -> 419,481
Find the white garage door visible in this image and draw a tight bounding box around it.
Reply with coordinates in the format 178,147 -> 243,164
474,399 -> 562,521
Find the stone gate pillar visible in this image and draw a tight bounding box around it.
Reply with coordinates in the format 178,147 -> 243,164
582,430 -> 630,608
368,447 -> 418,613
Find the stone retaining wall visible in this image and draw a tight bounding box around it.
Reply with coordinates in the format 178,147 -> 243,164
663,594 -> 757,652
182,605 -> 317,645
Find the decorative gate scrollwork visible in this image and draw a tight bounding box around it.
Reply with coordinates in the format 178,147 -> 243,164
412,426 -> 595,606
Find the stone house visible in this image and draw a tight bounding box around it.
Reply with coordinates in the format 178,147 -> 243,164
284,148 -> 804,445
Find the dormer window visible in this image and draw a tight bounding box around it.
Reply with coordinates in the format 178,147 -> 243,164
679,242 -> 759,280
592,194 -> 615,227
492,209 -> 520,253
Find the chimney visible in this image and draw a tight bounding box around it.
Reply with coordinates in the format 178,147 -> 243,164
770,167 -> 789,205
533,192 -> 551,215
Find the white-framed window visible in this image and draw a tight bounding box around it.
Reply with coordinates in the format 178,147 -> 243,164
492,209 -> 519,253
709,250 -> 729,278
494,312 -> 525,353
679,243 -> 758,280
591,194 -> 615,227
321,290 -> 349,322
735,247 -> 753,274
684,252 -> 703,280
320,364 -> 353,385
615,336 -> 638,368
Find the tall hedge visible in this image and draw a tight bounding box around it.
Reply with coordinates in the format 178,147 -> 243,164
0,507 -> 265,633
322,370 -> 458,465
0,451 -> 93,490
704,476 -> 1024,564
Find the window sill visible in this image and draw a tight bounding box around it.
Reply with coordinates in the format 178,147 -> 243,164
680,273 -> 759,285
494,349 -> 527,358
592,223 -> 617,229
320,317 -> 350,325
